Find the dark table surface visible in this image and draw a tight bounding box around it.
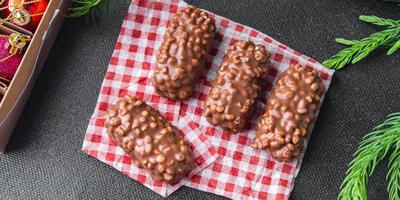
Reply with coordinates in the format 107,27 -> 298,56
1,0 -> 399,199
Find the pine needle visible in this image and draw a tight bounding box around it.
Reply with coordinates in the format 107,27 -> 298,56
387,39 -> 400,55
323,15 -> 400,70
338,113 -> 400,200
335,38 -> 359,46
359,15 -> 400,27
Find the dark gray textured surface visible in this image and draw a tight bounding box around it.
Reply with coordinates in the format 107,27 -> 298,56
0,0 -> 399,199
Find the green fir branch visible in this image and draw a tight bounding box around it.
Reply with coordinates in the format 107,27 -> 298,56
323,15 -> 400,70
388,142 -> 400,200
323,27 -> 400,70
338,113 -> 400,200
68,0 -> 108,18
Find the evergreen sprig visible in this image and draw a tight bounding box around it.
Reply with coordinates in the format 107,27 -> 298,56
388,142 -> 400,200
323,15 -> 400,70
68,0 -> 108,18
338,113 -> 400,200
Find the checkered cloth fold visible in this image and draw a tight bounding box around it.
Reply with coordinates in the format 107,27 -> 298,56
82,0 -> 334,199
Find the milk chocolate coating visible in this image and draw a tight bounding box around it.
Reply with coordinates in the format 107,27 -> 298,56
204,40 -> 270,132
105,96 -> 195,184
152,6 -> 216,100
251,64 -> 325,161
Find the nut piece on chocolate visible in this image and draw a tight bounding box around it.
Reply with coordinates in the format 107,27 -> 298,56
105,96 -> 195,184
152,6 -> 216,100
251,64 -> 325,162
204,40 -> 270,132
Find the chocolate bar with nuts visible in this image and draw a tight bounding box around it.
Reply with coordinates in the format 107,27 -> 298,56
152,6 -> 216,100
251,64 -> 325,161
204,40 -> 270,132
105,96 -> 195,184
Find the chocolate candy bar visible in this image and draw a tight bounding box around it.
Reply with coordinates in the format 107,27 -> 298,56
105,96 -> 195,184
251,64 -> 325,161
152,6 -> 216,100
204,40 -> 270,132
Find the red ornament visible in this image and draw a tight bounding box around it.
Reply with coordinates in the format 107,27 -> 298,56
1,0 -> 49,32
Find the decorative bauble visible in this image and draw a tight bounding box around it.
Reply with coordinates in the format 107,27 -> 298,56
10,8 -> 31,26
2,0 -> 49,32
0,35 -> 23,81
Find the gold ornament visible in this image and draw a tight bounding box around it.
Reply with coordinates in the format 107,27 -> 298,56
0,0 -> 41,11
10,8 -> 30,26
9,0 -> 24,11
4,33 -> 30,55
8,0 -> 40,12
0,33 -> 31,64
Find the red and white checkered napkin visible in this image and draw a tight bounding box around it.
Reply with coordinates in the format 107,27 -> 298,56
82,0 -> 335,199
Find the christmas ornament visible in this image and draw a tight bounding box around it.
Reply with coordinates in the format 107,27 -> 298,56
0,32 -> 29,81
0,0 -> 48,32
10,8 -> 31,26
